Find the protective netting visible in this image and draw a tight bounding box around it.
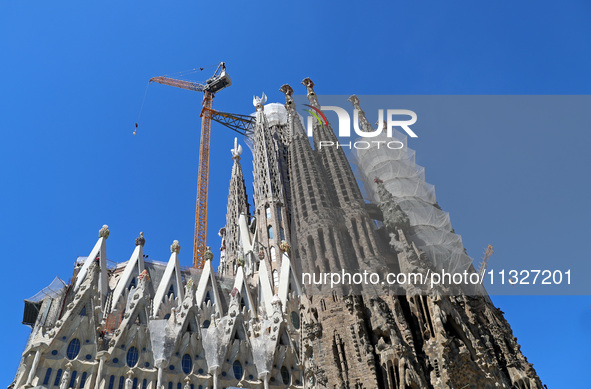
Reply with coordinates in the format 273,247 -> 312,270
352,129 -> 474,275
25,277 -> 67,303
263,103 -> 288,127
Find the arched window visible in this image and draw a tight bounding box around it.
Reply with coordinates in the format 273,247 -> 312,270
132,378 -> 138,389
127,347 -> 139,367
273,270 -> 279,286
167,383 -> 172,389
182,354 -> 193,374
232,360 -> 243,380
281,366 -> 291,385
142,380 -> 147,389
167,284 -> 175,298
66,339 -> 81,360
202,320 -> 210,328
118,376 -> 125,389
265,207 -> 271,219
80,372 -> 88,388
270,247 -> 277,262
69,371 -> 77,389
42,368 -> 52,386
54,369 -> 63,387
204,291 -> 211,304
107,375 -> 115,389
267,225 -> 273,239
177,383 -> 181,389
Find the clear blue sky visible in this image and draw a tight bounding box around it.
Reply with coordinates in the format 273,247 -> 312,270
1,1 -> 589,387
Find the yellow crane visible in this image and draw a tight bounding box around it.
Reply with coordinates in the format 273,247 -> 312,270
149,63 -> 232,269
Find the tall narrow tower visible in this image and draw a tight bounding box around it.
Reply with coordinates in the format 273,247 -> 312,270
250,96 -> 292,292
219,138 -> 249,277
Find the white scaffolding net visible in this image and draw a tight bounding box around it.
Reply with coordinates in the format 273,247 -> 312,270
352,130 -> 474,275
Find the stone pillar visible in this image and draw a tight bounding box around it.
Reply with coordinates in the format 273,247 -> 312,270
210,367 -> 220,389
25,348 -> 42,387
156,367 -> 163,389
261,373 -> 270,389
125,371 -> 133,389
93,353 -> 106,389
60,363 -> 72,389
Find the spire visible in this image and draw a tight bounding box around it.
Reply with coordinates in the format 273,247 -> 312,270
301,78 -> 364,206
281,84 -> 354,278
221,137 -> 249,277
302,80 -> 382,267
348,94 -> 378,134
251,91 -> 292,290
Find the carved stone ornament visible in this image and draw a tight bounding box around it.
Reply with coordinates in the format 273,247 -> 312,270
135,232 -> 145,247
170,240 -> 181,254
99,225 -> 110,239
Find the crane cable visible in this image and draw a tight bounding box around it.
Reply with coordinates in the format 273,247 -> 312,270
134,63 -> 218,135
134,82 -> 151,135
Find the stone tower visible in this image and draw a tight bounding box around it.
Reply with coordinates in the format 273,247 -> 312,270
11,79 -> 544,389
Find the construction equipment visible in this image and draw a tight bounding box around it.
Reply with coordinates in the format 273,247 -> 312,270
478,244 -> 494,280
150,62 -> 232,269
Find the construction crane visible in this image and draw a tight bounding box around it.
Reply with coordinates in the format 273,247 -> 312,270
149,62 -> 232,269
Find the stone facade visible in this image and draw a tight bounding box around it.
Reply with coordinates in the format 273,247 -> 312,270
11,79 -> 544,389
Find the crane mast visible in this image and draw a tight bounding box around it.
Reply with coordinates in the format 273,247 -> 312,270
149,63 -> 231,269
194,91 -> 213,269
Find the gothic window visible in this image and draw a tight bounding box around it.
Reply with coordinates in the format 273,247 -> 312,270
202,320 -> 210,328
167,284 -> 175,298
268,225 -> 274,239
142,380 -> 147,389
69,371 -> 77,389
233,361 -> 243,380
129,277 -> 137,291
273,270 -> 279,286
168,383 -> 172,389
281,366 -> 291,385
54,369 -> 63,387
204,291 -> 211,304
66,339 -> 81,360
42,368 -> 52,386
182,354 -> 193,374
271,247 -> 277,262
80,372 -> 88,388
291,311 -> 300,329
126,347 -> 139,367
177,383 -> 181,389
265,207 -> 271,219
107,375 -> 115,389
118,376 -> 125,389
132,378 -> 138,389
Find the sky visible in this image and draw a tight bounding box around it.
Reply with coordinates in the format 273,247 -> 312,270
1,0 -> 590,387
